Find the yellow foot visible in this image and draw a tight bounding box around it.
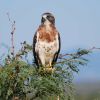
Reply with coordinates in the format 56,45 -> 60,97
43,67 -> 56,74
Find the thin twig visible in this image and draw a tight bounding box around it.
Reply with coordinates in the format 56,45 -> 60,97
11,21 -> 16,57
58,47 -> 100,59
7,12 -> 16,57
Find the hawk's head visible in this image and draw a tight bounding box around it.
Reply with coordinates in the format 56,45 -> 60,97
41,12 -> 55,25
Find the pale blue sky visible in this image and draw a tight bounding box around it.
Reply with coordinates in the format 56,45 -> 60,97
0,0 -> 100,82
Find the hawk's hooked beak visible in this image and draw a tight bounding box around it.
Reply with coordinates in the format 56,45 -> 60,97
41,17 -> 46,23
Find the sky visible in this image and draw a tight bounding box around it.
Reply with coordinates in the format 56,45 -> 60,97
0,0 -> 100,82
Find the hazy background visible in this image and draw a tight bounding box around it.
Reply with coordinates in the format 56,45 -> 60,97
0,0 -> 100,99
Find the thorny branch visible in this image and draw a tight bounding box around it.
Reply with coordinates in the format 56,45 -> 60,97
58,47 -> 100,59
7,12 -> 16,57
11,21 -> 16,57
57,47 -> 100,63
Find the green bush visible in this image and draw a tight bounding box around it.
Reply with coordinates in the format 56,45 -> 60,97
0,41 -> 90,100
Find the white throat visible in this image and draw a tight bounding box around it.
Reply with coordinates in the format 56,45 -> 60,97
44,20 -> 51,31
42,15 -> 52,31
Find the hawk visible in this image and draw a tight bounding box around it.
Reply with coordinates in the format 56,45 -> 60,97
33,12 -> 61,70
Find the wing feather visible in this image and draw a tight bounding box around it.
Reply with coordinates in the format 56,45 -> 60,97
52,32 -> 61,66
33,32 -> 40,68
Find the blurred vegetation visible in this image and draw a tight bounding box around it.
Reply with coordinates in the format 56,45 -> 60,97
75,91 -> 100,100
74,81 -> 100,100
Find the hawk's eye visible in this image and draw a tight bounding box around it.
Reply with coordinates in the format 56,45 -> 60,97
47,16 -> 50,19
47,15 -> 55,24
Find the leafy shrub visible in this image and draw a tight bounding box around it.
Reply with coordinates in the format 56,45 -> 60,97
0,41 -> 91,100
